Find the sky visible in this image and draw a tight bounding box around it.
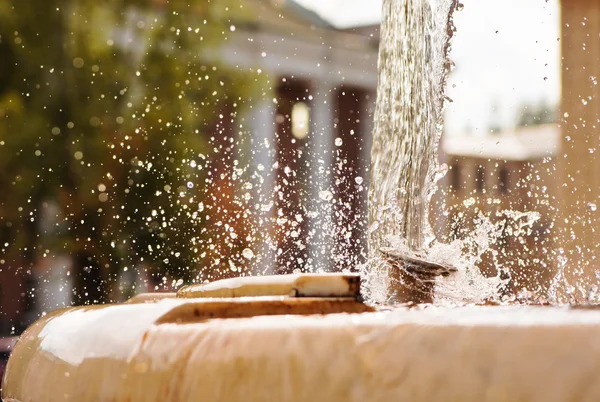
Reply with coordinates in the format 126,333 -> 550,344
296,0 -> 561,136
294,0 -> 382,28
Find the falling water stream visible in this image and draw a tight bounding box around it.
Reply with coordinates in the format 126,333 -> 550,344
368,0 -> 457,255
364,0 -> 512,304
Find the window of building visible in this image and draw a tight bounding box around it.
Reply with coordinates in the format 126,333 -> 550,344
476,165 -> 486,192
450,162 -> 461,191
291,102 -> 310,140
499,167 -> 509,194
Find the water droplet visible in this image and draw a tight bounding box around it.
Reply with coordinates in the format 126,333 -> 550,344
588,284 -> 599,302
73,57 -> 84,68
242,248 -> 254,260
435,163 -> 449,180
334,137 -> 343,146
319,190 -> 333,201
588,202 -> 597,212
187,182 -> 194,189
355,176 -> 364,185
463,197 -> 476,208
368,221 -> 379,233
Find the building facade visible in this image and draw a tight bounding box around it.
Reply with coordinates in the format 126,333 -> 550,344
0,0 -> 381,334
557,0 -> 600,298
439,124 -> 560,296
222,0 -> 379,275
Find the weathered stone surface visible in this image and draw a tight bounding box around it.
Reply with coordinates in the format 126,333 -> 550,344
5,303 -> 600,402
177,273 -> 361,299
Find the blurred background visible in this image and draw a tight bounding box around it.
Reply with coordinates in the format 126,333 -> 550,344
2,0 -> 597,359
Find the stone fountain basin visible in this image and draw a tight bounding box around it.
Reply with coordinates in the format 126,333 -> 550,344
3,298 -> 600,402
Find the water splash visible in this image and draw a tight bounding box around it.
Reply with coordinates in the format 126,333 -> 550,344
363,0 -> 555,304
361,211 -> 542,305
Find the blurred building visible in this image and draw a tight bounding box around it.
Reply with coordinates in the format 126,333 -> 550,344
439,123 -> 560,294
440,0 -> 600,298
6,0 -> 596,330
0,0 -> 380,334
556,0 -> 600,296
223,0 -> 380,274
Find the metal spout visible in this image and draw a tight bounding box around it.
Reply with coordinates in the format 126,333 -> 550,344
381,247 -> 457,304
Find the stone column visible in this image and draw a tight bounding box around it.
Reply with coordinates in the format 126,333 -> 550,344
248,98 -> 277,275
307,81 -> 335,272
361,89 -> 377,246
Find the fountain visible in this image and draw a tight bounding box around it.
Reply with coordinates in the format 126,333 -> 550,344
6,274 -> 600,401
4,0 -> 600,401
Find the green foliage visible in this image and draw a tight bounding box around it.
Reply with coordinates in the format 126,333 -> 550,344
0,0 -> 260,298
517,102 -> 557,128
